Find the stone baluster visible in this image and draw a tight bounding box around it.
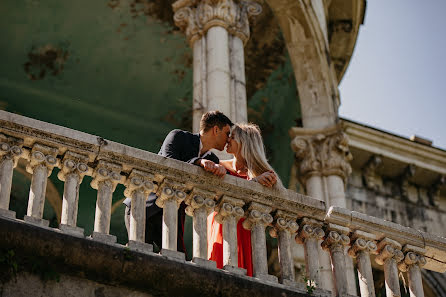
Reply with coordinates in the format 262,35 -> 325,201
25,143 -> 58,227
398,245 -> 427,297
321,224 -> 351,296
57,151 -> 90,236
269,211 -> 299,285
0,134 -> 24,218
156,179 -> 187,259
375,238 -> 405,297
185,188 -> 216,266
90,160 -> 123,243
348,230 -> 378,297
124,169 -> 156,252
214,195 -> 245,274
295,218 -> 325,287
242,202 -> 277,282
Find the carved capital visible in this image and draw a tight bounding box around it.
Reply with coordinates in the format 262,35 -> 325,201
124,169 -> 157,198
375,238 -> 404,266
428,175 -> 445,207
155,179 -> 187,208
0,134 -> 24,167
398,245 -> 427,272
90,160 -> 123,191
173,0 -> 262,46
26,143 -> 58,176
399,164 -> 416,200
290,124 -> 352,187
269,210 -> 298,238
185,188 -> 216,216
295,218 -> 324,244
57,151 -> 90,182
348,230 -> 377,258
242,202 -> 272,230
321,229 -> 350,253
362,155 -> 382,192
214,195 -> 245,224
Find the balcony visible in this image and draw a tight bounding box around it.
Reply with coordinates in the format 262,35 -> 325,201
1,110 -> 445,297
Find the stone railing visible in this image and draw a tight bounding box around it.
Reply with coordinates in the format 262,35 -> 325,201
1,110 -> 445,297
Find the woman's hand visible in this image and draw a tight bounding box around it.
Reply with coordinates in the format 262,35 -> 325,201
253,171 -> 277,187
200,159 -> 226,177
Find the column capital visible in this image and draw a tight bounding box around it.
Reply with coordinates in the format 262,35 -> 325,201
348,230 -> 378,258
242,202 -> 273,230
375,238 -> 404,265
124,169 -> 157,198
185,187 -> 216,216
398,245 -> 427,272
26,143 -> 59,176
155,179 -> 187,208
214,195 -> 245,224
173,0 -> 262,46
90,160 -> 123,191
57,151 -> 91,182
295,218 -> 325,244
290,124 -> 352,186
321,224 -> 350,252
0,134 -> 24,167
269,210 -> 298,238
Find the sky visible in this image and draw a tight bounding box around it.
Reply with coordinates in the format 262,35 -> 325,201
338,0 -> 446,150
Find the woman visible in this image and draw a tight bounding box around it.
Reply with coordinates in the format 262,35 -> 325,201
207,123 -> 283,276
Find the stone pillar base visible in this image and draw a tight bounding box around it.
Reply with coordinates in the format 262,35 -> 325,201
128,240 -> 153,254
91,232 -> 117,245
192,257 -> 217,269
223,265 -> 246,276
0,208 -> 16,219
59,224 -> 84,237
160,248 -> 185,261
24,215 -> 49,227
255,274 -> 278,283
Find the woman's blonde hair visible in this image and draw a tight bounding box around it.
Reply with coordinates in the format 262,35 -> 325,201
231,123 -> 283,188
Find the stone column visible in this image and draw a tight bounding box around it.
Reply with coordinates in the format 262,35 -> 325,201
185,188 -> 216,266
124,169 -> 156,252
348,230 -> 378,297
90,160 -> 123,244
156,179 -> 187,259
214,195 -> 245,274
57,151 -> 90,236
269,210 -> 299,285
242,202 -> 277,282
321,224 -> 351,296
295,218 -> 325,287
25,144 -> 58,227
398,245 -> 427,297
173,0 -> 262,132
0,134 -> 23,218
375,238 -> 405,297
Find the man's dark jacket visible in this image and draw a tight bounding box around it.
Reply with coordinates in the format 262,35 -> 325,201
124,129 -> 219,252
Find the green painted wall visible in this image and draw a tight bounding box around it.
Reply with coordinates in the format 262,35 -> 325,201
1,0 -> 301,247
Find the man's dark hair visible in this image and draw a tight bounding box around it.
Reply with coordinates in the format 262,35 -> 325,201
200,110 -> 233,132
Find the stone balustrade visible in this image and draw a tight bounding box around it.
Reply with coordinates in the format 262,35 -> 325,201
1,110 -> 446,297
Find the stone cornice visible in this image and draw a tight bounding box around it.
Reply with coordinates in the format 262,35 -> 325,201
343,119 -> 446,176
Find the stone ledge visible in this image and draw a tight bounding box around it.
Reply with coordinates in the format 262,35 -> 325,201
90,232 -> 117,245
0,208 -> 16,219
59,224 -> 84,237
0,216 -> 319,297
24,215 -> 49,227
128,240 -> 154,255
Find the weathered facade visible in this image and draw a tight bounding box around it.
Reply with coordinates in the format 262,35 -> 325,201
1,0 -> 445,297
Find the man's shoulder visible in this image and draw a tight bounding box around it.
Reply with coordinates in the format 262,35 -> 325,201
167,129 -> 195,138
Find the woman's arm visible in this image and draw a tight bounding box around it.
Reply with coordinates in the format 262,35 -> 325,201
252,171 -> 277,188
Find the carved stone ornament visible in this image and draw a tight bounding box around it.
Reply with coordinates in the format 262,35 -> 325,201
90,160 -> 123,191
295,218 -> 325,244
290,124 -> 352,186
214,195 -> 245,224
399,164 -> 416,200
321,230 -> 350,253
269,210 -> 298,238
398,245 -> 427,272
362,155 -> 383,192
57,151 -> 90,182
155,179 -> 187,208
185,188 -> 216,216
348,230 -> 378,258
25,143 -> 59,176
375,238 -> 404,266
123,169 -> 157,198
172,0 -> 262,46
428,175 -> 444,207
242,202 -> 273,230
0,133 -> 24,167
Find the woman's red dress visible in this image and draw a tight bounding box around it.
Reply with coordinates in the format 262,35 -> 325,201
207,171 -> 253,276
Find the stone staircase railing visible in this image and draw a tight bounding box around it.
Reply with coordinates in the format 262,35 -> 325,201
0,110 -> 445,297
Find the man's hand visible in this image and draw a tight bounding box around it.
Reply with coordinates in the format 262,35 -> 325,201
199,159 -> 226,177
253,171 -> 277,188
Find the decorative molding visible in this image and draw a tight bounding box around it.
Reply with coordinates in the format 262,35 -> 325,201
26,143 -> 59,176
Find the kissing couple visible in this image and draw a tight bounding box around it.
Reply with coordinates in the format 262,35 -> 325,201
124,110 -> 282,276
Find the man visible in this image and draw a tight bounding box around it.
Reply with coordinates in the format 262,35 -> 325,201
124,111 -> 233,252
